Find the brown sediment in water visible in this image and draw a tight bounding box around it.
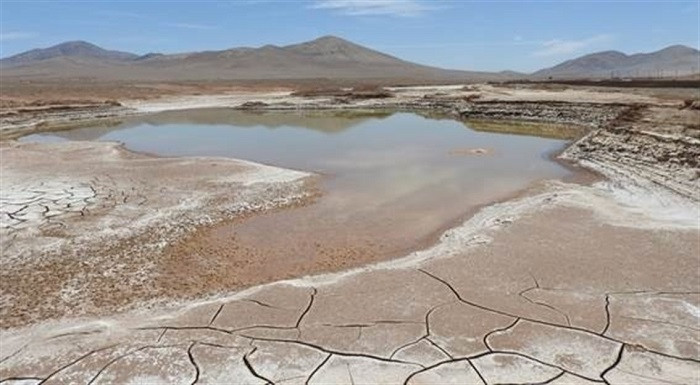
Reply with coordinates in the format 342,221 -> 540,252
466,119 -> 586,140
2,83 -> 695,331
2,178 -> 697,383
157,167 -> 589,303
1,83 -> 697,384
1,107 -> 589,328
152,114 -> 606,304
119,112 -> 582,307
0,140 -> 315,328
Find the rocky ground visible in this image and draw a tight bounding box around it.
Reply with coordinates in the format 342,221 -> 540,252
562,105 -> 700,200
0,83 -> 698,384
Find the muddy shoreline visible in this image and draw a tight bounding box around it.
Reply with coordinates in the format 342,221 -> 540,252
4,83 -> 695,203
0,140 -> 317,328
1,110 -> 580,329
2,83 -> 697,328
1,83 -> 698,383
2,177 -> 697,383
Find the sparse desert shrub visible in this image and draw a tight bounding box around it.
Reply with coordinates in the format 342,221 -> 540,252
291,85 -> 393,99
237,101 -> 269,109
463,93 -> 481,102
290,87 -> 347,97
103,99 -> 122,106
681,99 -> 700,110
347,90 -> 394,99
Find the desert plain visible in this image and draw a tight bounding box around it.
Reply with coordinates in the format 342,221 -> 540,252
0,75 -> 698,385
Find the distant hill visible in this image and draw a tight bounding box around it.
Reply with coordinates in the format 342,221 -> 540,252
0,36 -> 506,82
534,45 -> 700,79
4,38 -> 697,82
1,41 -> 138,67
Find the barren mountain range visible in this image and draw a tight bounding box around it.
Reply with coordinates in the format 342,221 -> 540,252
1,35 -> 698,81
534,45 -> 700,79
0,36 -> 501,81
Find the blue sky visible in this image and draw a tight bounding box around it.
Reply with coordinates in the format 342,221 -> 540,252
1,0 -> 698,72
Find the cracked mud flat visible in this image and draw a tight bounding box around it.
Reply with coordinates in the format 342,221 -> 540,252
1,84 -> 699,383
0,140 -> 314,327
1,179 -> 698,384
6,110 -> 577,331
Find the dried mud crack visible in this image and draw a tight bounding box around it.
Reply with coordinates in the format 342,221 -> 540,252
1,83 -> 698,384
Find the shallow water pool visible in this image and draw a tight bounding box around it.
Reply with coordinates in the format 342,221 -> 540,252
23,109 -> 574,271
